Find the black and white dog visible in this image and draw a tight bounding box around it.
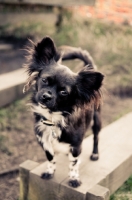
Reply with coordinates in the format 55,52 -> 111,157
23,36 -> 104,188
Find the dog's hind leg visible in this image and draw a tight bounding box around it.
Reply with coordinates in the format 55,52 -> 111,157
41,150 -> 56,179
90,106 -> 102,161
68,147 -> 82,188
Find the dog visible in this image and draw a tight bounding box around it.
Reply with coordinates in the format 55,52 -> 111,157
23,36 -> 104,188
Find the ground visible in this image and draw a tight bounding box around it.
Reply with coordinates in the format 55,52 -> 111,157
0,5 -> 132,200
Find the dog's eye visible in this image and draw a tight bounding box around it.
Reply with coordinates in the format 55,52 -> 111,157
42,78 -> 48,85
60,90 -> 68,96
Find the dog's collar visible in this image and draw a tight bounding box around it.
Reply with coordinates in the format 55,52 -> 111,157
39,110 -> 70,126
40,116 -> 55,126
40,116 -> 58,139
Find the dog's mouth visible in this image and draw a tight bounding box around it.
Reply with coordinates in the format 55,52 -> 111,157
38,100 -> 57,112
38,102 -> 47,109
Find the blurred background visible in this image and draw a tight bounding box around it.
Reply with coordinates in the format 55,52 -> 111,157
0,0 -> 132,199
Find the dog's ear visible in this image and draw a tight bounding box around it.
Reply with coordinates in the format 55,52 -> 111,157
25,37 -> 61,76
34,37 -> 60,65
23,37 -> 61,92
76,68 -> 104,106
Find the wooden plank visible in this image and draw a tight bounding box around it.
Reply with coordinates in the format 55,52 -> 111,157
28,173 -> 61,200
86,185 -> 110,200
28,159 -> 69,200
99,155 -> 132,195
19,160 -> 40,200
20,112 -> 132,200
0,69 -> 27,107
0,69 -> 27,91
30,156 -> 69,184
0,0 -> 96,6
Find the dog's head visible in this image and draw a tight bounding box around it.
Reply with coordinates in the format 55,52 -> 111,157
24,37 -> 104,113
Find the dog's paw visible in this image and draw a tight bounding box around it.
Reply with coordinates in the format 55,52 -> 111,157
68,179 -> 82,188
41,172 -> 54,179
90,153 -> 99,161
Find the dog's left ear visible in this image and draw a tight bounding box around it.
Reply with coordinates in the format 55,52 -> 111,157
76,68 -> 104,106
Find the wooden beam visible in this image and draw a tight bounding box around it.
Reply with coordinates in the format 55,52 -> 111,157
0,0 -> 96,6
20,112 -> 132,200
0,69 -> 27,107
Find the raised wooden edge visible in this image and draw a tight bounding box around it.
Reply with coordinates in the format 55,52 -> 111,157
19,160 -> 39,171
19,160 -> 40,200
86,184 -> 110,200
20,113 -> 132,199
0,68 -> 27,107
99,154 -> 132,195
0,83 -> 25,107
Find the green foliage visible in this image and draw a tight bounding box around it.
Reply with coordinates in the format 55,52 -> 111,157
110,194 -> 116,200
118,176 -> 132,193
110,176 -> 132,199
110,194 -> 130,200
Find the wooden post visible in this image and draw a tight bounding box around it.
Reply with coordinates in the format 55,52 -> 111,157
86,185 -> 110,200
19,160 -> 39,200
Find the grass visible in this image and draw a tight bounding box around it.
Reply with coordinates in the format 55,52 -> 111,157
110,176 -> 132,199
0,97 -> 28,132
0,96 -> 31,155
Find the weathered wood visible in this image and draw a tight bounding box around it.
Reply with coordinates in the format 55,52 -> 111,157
0,0 -> 96,6
99,155 -> 132,195
86,185 -> 110,200
20,112 -> 132,200
19,160 -> 40,200
28,159 -> 69,200
0,69 -> 27,107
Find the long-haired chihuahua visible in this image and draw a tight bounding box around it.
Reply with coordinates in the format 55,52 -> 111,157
23,36 -> 104,188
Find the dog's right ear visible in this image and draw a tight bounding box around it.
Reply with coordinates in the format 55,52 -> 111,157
23,37 -> 61,92
34,37 -> 60,65
26,37 -> 61,75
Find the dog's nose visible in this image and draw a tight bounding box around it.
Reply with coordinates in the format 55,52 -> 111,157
42,92 -> 52,101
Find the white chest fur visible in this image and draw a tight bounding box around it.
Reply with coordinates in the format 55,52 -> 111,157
30,104 -> 70,155
35,121 -> 70,155
30,103 -> 66,127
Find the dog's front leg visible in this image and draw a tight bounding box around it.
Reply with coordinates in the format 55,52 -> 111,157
41,150 -> 56,179
68,147 -> 82,188
35,123 -> 56,179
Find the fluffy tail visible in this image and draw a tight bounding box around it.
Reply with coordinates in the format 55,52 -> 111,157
59,46 -> 97,70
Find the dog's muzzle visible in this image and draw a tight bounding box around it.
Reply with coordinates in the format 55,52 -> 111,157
38,92 -> 56,110
41,92 -> 52,101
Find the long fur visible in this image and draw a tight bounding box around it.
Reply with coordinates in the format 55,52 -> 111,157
23,36 -> 104,188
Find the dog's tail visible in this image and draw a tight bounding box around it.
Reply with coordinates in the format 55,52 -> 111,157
59,46 -> 97,70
